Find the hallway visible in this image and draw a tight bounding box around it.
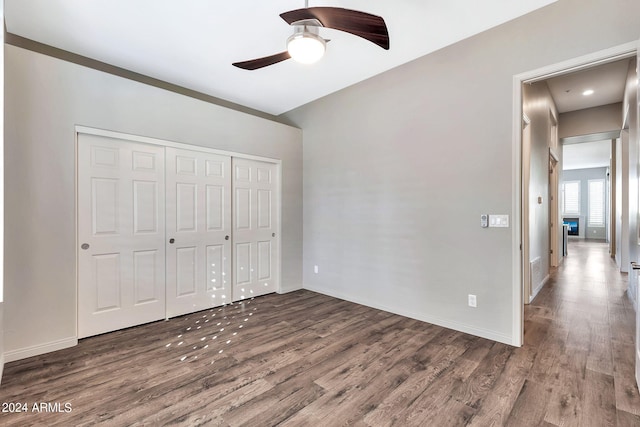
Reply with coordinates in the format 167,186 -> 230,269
517,239 -> 639,425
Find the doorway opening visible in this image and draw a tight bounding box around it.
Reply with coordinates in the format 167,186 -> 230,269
512,41 -> 638,347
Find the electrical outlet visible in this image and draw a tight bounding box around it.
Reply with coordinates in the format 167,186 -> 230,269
468,294 -> 477,307
314,265 -> 319,274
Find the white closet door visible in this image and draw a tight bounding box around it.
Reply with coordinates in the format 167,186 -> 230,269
232,158 -> 279,301
165,148 -> 232,317
78,134 -> 166,338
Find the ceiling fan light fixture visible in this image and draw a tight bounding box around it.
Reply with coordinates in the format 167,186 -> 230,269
287,26 -> 326,64
233,7 -> 389,70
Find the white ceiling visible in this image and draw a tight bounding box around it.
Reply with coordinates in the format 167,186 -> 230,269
563,140 -> 611,171
546,59 -> 630,113
5,0 -> 557,115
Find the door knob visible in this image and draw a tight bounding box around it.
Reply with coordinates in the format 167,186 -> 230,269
81,243 -> 90,250
272,233 -> 276,237
169,238 -> 175,244
225,235 -> 230,241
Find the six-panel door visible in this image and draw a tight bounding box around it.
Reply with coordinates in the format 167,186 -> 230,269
232,158 -> 279,301
165,148 -> 232,317
78,133 -> 278,336
78,134 -> 166,338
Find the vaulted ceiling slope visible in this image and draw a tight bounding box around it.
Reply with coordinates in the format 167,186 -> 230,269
5,0 -> 557,116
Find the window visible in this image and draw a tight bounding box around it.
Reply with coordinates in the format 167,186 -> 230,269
562,181 -> 580,215
588,179 -> 605,227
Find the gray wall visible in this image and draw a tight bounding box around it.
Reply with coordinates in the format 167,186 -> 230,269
4,45 -> 303,359
284,0 -> 640,344
562,167 -> 609,239
559,103 -> 623,139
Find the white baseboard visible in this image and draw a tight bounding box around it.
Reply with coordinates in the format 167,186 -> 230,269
303,285 -> 513,346
278,284 -> 303,294
4,337 -> 77,363
530,274 -> 550,303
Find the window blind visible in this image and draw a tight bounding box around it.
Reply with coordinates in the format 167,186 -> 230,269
588,179 -> 604,227
563,181 -> 580,215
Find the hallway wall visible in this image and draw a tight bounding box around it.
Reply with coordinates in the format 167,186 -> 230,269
559,103 -> 623,139
524,81 -> 559,291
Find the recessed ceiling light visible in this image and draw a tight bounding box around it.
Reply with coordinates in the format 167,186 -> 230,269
582,89 -> 594,96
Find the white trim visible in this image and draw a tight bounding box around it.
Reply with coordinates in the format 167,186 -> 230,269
512,40 -> 639,349
521,41 -> 638,83
549,147 -> 560,163
4,337 -> 78,363
530,274 -> 550,303
512,74 -> 523,347
75,126 -> 281,165
276,161 -> 285,294
74,131 -> 79,339
623,104 -> 630,130
278,287 -> 302,294
304,285 -> 513,345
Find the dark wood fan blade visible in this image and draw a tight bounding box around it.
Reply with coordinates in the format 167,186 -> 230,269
232,51 -> 291,70
280,7 -> 389,50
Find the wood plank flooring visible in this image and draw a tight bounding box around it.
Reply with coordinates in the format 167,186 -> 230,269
1,239 -> 639,426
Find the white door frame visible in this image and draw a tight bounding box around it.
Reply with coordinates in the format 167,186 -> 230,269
633,52 -> 640,391
75,126 -> 283,335
610,139 -> 617,259
522,113 -> 531,305
549,112 -> 560,269
511,41 -> 638,347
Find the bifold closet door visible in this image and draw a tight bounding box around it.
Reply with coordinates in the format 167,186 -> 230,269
165,148 -> 232,317
78,134 -> 166,338
232,158 -> 279,301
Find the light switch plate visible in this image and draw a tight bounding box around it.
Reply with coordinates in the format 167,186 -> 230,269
489,214 -> 509,228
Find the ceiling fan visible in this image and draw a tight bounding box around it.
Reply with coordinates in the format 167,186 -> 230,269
232,2 -> 390,70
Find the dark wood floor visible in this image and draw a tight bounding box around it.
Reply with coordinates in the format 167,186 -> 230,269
1,240 -> 639,426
